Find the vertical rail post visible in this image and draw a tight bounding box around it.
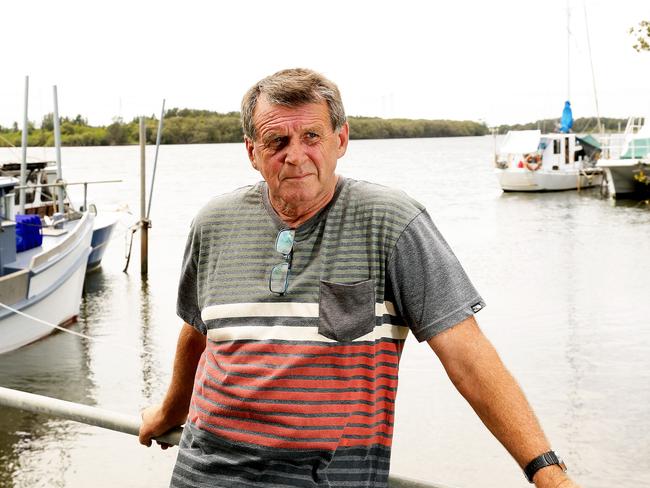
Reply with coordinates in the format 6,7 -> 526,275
139,117 -> 148,276
19,76 -> 29,214
52,85 -> 66,214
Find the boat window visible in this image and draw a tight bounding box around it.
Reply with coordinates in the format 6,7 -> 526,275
565,138 -> 570,164
553,140 -> 561,154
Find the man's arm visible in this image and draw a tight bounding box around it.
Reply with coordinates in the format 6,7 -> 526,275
139,322 -> 206,447
428,315 -> 578,488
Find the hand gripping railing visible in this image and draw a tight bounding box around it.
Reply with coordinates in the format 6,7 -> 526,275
0,386 -> 451,488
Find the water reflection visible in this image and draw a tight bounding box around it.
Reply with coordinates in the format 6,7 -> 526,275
0,326 -> 94,487
138,278 -> 158,401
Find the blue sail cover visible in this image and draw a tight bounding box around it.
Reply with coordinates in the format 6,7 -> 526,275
560,101 -> 573,133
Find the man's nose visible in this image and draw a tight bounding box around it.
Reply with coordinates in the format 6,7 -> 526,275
283,138 -> 307,165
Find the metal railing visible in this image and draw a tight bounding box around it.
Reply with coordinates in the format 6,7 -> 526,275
0,386 -> 450,488
14,179 -> 122,212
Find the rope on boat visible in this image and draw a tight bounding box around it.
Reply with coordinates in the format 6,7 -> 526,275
0,301 -> 158,356
0,387 -> 454,488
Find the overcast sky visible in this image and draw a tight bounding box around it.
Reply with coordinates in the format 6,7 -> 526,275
1,0 -> 648,129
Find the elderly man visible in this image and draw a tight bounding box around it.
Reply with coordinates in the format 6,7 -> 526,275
140,68 -> 578,488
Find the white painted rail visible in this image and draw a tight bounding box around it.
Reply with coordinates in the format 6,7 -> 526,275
0,386 -> 452,488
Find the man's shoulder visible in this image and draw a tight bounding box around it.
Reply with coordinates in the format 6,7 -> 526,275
193,183 -> 262,226
341,178 -> 425,220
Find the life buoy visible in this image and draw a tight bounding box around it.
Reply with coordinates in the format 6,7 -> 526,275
525,154 -> 542,171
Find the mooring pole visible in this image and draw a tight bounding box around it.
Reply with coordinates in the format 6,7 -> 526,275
139,117 -> 148,276
146,99 -> 165,221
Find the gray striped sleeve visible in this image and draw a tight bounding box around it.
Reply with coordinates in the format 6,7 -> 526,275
177,219 -> 207,335
387,210 -> 485,342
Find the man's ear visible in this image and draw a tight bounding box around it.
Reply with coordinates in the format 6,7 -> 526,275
336,122 -> 350,158
245,137 -> 258,170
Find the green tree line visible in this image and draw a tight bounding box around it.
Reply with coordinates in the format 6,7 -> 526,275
0,109 -> 490,147
0,109 -> 632,148
496,117 -> 630,135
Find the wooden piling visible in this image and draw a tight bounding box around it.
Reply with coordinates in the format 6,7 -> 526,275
139,117 -> 148,276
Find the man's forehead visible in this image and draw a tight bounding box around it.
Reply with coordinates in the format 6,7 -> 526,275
253,97 -> 330,131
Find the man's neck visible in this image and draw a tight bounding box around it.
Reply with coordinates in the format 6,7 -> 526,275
269,178 -> 339,228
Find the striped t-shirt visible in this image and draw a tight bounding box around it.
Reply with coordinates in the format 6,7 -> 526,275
172,177 -> 484,488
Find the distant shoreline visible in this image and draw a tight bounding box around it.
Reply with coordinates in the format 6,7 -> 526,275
0,108 -> 630,148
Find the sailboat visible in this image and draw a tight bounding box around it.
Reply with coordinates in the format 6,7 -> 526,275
493,122 -> 603,192
493,2 -> 604,192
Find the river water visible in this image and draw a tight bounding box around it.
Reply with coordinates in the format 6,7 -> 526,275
0,136 -> 648,488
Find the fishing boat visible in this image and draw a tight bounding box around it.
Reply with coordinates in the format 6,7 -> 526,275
0,160 -> 118,271
494,129 -> 603,192
597,116 -> 650,198
0,177 -> 93,354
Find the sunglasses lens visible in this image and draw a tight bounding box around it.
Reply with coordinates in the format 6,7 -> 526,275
275,230 -> 295,255
270,262 -> 290,294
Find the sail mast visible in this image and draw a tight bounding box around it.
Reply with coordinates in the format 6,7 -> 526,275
583,1 -> 602,134
566,0 -> 571,101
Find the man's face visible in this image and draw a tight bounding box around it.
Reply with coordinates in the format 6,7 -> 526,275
246,96 -> 349,212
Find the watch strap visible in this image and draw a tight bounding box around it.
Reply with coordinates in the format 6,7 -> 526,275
523,451 -> 566,483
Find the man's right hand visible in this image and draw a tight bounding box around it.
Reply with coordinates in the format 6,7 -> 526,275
138,324 -> 205,450
139,404 -> 183,449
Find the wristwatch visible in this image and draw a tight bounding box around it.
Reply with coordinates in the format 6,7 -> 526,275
523,451 -> 567,483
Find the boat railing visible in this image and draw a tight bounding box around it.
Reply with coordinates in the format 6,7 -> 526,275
15,179 -> 122,212
598,133 -> 627,159
0,386 -> 453,488
599,117 -> 648,160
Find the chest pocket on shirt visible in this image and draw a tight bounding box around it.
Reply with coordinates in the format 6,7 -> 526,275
318,279 -> 376,342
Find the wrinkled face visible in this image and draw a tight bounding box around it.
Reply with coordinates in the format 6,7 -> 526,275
245,96 -> 349,214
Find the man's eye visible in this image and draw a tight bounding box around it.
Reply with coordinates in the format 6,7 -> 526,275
268,137 -> 286,149
305,132 -> 319,141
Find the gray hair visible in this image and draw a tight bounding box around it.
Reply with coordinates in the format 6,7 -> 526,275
240,68 -> 347,140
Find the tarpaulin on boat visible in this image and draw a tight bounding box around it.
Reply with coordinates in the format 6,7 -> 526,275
577,134 -> 601,150
560,101 -> 573,133
499,130 -> 541,154
577,134 -> 602,159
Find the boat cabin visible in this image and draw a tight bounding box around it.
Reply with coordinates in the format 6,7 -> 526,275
496,130 -> 601,172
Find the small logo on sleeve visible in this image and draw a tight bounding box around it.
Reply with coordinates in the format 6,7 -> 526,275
471,302 -> 483,313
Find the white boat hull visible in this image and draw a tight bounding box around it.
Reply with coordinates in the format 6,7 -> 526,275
0,260 -> 88,354
0,213 -> 93,354
597,160 -> 650,197
88,212 -> 119,271
495,168 -> 603,192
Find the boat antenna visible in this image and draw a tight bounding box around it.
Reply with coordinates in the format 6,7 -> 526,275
583,0 -> 602,134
